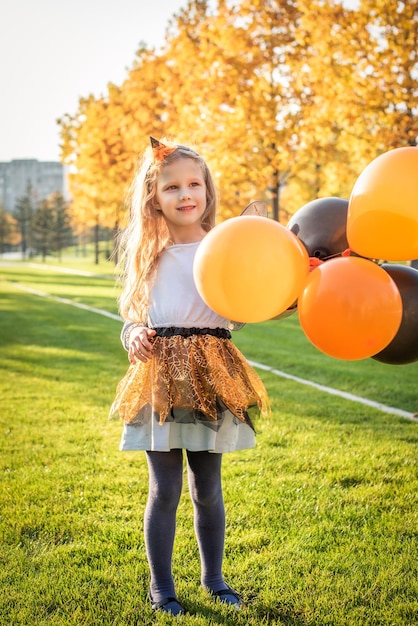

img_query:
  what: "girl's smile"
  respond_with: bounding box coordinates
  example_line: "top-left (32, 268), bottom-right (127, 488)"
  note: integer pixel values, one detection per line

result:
top-left (177, 204), bottom-right (196, 212)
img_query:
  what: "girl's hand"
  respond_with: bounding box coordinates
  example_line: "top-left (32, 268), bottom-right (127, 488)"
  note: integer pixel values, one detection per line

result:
top-left (128, 327), bottom-right (156, 364)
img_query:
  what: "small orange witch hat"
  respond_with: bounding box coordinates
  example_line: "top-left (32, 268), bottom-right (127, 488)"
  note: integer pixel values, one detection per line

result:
top-left (150, 136), bottom-right (176, 161)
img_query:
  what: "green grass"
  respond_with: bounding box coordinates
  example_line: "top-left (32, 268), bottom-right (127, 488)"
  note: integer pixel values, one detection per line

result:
top-left (4, 248), bottom-right (116, 276)
top-left (1, 264), bottom-right (417, 625)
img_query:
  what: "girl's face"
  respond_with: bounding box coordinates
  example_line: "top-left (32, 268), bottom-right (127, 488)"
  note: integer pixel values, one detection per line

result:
top-left (155, 157), bottom-right (207, 243)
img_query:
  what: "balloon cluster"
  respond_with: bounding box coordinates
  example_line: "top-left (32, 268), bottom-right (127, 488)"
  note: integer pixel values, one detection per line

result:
top-left (193, 147), bottom-right (418, 363)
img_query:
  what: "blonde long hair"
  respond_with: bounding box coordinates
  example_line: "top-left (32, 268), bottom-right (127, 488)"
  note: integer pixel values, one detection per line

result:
top-left (117, 141), bottom-right (218, 322)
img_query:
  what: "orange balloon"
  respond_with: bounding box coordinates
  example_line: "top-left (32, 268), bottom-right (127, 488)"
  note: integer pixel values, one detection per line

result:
top-left (193, 216), bottom-right (310, 323)
top-left (298, 257), bottom-right (403, 360)
top-left (347, 147), bottom-right (418, 260)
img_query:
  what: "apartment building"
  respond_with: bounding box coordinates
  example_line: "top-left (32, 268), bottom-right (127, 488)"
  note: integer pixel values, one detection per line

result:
top-left (0, 159), bottom-right (68, 211)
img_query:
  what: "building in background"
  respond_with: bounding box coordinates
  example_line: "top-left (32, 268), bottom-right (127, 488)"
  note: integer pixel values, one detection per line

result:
top-left (0, 159), bottom-right (69, 211)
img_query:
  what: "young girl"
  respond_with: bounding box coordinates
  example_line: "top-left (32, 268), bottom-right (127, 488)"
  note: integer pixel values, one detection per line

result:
top-left (111, 137), bottom-right (269, 616)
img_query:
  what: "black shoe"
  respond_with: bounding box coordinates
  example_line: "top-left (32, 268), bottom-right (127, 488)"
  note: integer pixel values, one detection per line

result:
top-left (150, 595), bottom-right (185, 616)
top-left (209, 585), bottom-right (243, 608)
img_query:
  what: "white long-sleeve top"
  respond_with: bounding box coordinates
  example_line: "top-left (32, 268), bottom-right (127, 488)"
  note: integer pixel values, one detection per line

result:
top-left (147, 241), bottom-right (230, 330)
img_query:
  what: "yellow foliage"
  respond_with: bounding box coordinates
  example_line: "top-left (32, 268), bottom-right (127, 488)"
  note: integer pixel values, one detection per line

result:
top-left (58, 0), bottom-right (417, 234)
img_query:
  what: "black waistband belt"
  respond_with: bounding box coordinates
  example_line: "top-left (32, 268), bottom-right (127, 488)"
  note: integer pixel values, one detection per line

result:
top-left (153, 326), bottom-right (231, 339)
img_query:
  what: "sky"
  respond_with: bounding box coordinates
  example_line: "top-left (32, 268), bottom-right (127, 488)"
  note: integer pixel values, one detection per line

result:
top-left (0, 0), bottom-right (188, 163)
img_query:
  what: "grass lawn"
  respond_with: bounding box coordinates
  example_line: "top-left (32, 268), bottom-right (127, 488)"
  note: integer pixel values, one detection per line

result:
top-left (1, 263), bottom-right (417, 625)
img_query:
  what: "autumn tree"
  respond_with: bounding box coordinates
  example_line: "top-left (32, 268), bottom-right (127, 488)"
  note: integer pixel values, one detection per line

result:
top-left (60, 95), bottom-right (117, 264)
top-left (0, 205), bottom-right (20, 253)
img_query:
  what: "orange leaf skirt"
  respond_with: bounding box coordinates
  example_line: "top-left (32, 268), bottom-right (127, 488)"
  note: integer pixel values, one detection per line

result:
top-left (110, 333), bottom-right (269, 427)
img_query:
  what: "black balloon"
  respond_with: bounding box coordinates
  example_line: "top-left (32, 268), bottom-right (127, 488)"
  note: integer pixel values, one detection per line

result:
top-left (287, 197), bottom-right (349, 260)
top-left (372, 264), bottom-right (418, 365)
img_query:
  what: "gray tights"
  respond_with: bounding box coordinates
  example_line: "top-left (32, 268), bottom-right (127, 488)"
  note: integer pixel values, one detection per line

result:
top-left (144, 449), bottom-right (228, 602)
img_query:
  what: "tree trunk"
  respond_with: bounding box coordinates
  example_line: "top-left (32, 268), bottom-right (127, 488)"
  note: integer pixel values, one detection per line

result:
top-left (94, 221), bottom-right (100, 264)
top-left (271, 167), bottom-right (280, 222)
top-left (112, 220), bottom-right (119, 265)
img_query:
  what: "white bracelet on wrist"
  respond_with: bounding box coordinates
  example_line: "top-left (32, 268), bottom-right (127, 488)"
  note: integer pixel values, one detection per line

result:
top-left (121, 322), bottom-right (142, 351)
